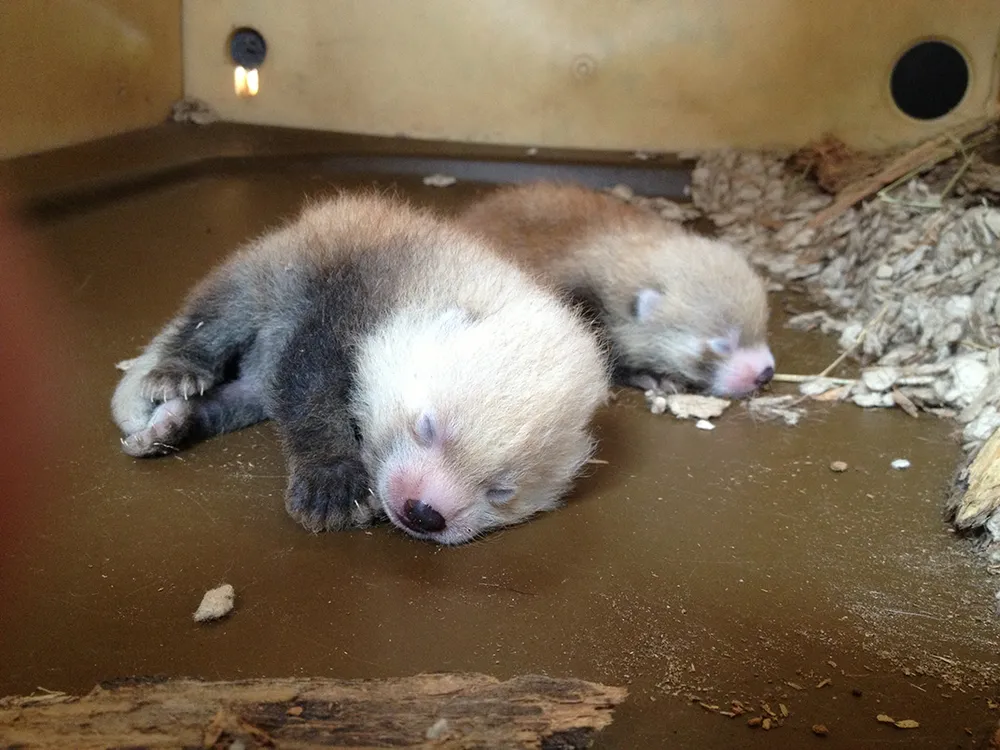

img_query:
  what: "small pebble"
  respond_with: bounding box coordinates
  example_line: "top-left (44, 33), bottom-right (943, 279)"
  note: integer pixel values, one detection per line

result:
top-left (812, 724), bottom-right (829, 736)
top-left (829, 460), bottom-right (848, 472)
top-left (890, 458), bottom-right (911, 470)
top-left (695, 419), bottom-right (715, 431)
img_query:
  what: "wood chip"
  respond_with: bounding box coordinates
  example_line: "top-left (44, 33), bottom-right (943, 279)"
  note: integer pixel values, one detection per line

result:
top-left (892, 389), bottom-right (920, 418)
top-left (285, 706), bottom-right (303, 716)
top-left (762, 718), bottom-right (772, 731)
top-left (779, 703), bottom-right (789, 718)
top-left (812, 724), bottom-right (829, 736)
top-left (786, 681), bottom-right (805, 691)
top-left (894, 719), bottom-right (920, 729)
top-left (829, 461), bottom-right (848, 472)
top-left (816, 678), bottom-right (832, 689)
top-left (747, 717), bottom-right (762, 727)
top-left (699, 702), bottom-right (719, 712)
top-left (876, 714), bottom-right (896, 724)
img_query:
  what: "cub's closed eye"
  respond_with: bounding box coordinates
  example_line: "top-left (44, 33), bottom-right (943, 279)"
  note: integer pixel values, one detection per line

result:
top-left (486, 487), bottom-right (517, 504)
top-left (708, 337), bottom-right (733, 356)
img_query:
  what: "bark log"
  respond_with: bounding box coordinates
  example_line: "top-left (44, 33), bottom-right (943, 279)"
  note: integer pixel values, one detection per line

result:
top-left (0, 672), bottom-right (627, 750)
top-left (950, 427), bottom-right (1000, 532)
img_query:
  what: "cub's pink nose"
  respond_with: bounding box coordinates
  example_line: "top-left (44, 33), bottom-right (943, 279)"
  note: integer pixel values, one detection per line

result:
top-left (402, 499), bottom-right (446, 533)
top-left (756, 366), bottom-right (774, 387)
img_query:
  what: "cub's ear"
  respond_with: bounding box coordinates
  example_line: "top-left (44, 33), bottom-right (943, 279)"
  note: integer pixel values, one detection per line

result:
top-left (631, 288), bottom-right (664, 321)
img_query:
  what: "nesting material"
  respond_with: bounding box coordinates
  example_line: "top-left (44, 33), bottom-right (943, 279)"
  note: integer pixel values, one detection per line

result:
top-left (746, 395), bottom-right (804, 426)
top-left (632, 126), bottom-right (1000, 545)
top-left (170, 97), bottom-right (219, 126)
top-left (695, 419), bottom-right (715, 431)
top-left (665, 394), bottom-right (731, 420)
top-left (193, 584), bottom-right (235, 623)
top-left (689, 145), bottom-right (1000, 448)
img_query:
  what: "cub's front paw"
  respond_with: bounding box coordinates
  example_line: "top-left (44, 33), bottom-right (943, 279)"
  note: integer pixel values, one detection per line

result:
top-left (285, 459), bottom-right (377, 532)
top-left (120, 398), bottom-right (195, 457)
top-left (140, 361), bottom-right (215, 403)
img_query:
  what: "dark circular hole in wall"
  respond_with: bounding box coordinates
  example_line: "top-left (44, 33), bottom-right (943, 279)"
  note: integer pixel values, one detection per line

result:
top-left (890, 40), bottom-right (969, 120)
top-left (229, 27), bottom-right (267, 69)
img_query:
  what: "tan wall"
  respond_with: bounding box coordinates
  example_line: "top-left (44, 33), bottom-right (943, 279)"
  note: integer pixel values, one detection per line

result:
top-left (0, 0), bottom-right (182, 159)
top-left (184, 0), bottom-right (1000, 152)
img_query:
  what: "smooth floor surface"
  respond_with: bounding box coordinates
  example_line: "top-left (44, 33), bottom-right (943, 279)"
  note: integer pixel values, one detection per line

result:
top-left (1, 125), bottom-right (998, 748)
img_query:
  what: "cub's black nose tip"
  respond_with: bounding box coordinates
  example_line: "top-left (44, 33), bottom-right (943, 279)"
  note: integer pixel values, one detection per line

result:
top-left (756, 366), bottom-right (775, 386)
top-left (403, 499), bottom-right (446, 533)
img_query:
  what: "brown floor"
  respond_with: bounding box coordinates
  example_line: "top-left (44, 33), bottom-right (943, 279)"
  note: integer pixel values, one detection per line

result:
top-left (1, 124), bottom-right (998, 748)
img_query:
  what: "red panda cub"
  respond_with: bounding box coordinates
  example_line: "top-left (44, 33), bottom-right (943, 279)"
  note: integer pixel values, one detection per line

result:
top-left (111, 194), bottom-right (609, 544)
top-left (460, 182), bottom-right (774, 397)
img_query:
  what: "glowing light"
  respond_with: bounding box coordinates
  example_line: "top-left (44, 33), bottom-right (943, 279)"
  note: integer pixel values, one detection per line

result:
top-left (234, 66), bottom-right (259, 97)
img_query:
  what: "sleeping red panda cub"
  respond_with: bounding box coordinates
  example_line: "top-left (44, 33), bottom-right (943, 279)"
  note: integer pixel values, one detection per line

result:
top-left (111, 194), bottom-right (609, 545)
top-left (460, 182), bottom-right (774, 397)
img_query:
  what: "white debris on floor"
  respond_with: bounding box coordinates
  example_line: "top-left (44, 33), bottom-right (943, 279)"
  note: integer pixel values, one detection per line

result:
top-left (193, 583), bottom-right (235, 623)
top-left (891, 458), bottom-right (912, 471)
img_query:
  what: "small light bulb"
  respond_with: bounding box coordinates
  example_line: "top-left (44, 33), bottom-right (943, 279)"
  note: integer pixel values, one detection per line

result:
top-left (234, 65), bottom-right (259, 97)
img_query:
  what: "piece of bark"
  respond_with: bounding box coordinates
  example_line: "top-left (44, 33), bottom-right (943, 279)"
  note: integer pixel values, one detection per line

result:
top-left (0, 673), bottom-right (627, 750)
top-left (949, 427), bottom-right (1000, 531)
top-left (807, 118), bottom-right (996, 228)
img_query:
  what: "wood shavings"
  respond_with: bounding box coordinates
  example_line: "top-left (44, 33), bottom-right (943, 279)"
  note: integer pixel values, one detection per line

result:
top-left (644, 391), bottom-right (731, 420)
top-left (746, 395), bottom-right (804, 426)
top-left (686, 126), bottom-right (1000, 544)
top-left (876, 713), bottom-right (920, 729)
top-left (806, 118), bottom-right (995, 228)
top-left (193, 583), bottom-right (235, 622)
top-left (666, 394), bottom-right (731, 419)
top-left (170, 97), bottom-right (219, 126)
top-left (422, 174), bottom-right (457, 187)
